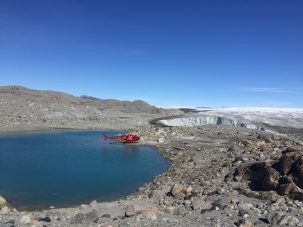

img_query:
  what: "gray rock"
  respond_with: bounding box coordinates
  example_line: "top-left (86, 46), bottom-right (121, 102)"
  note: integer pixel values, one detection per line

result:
top-left (183, 199), bottom-right (191, 206)
top-left (85, 211), bottom-right (98, 222)
top-left (125, 204), bottom-right (135, 217)
top-left (20, 214), bottom-right (32, 225)
top-left (270, 212), bottom-right (299, 226)
top-left (70, 211), bottom-right (98, 224)
top-left (158, 137), bottom-right (165, 143)
top-left (118, 223), bottom-right (129, 227)
top-left (239, 218), bottom-right (253, 227)
top-left (70, 213), bottom-right (85, 224)
top-left (191, 200), bottom-right (200, 210)
top-left (212, 199), bottom-right (227, 210)
top-left (5, 220), bottom-right (15, 225)
top-left (90, 200), bottom-right (98, 206)
top-left (279, 215), bottom-right (299, 226)
top-left (0, 205), bottom-right (11, 214)
top-left (141, 211), bottom-right (158, 220)
top-left (102, 213), bottom-right (111, 218)
top-left (165, 206), bottom-right (176, 215)
top-left (191, 198), bottom-right (212, 211)
top-left (238, 203), bottom-right (253, 216)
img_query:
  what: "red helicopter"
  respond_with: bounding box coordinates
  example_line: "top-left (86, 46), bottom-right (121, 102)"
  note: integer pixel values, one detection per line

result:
top-left (102, 132), bottom-right (140, 144)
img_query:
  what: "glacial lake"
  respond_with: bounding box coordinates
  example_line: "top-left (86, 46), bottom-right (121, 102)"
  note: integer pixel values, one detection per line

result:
top-left (0, 130), bottom-right (169, 210)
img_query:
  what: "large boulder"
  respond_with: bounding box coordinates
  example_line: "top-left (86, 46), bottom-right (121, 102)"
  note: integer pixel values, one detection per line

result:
top-left (170, 184), bottom-right (183, 197)
top-left (234, 146), bottom-right (303, 201)
top-left (234, 162), bottom-right (271, 190)
top-left (277, 151), bottom-right (303, 175)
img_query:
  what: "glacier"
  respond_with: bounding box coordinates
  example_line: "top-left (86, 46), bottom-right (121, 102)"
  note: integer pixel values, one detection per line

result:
top-left (157, 115), bottom-right (264, 130)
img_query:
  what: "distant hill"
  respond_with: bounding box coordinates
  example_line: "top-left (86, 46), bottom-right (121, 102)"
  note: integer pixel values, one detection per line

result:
top-left (0, 85), bottom-right (179, 132)
top-left (80, 95), bottom-right (157, 113)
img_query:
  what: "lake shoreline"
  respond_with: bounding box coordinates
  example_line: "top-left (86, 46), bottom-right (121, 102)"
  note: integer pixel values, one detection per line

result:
top-left (0, 130), bottom-right (168, 212)
top-left (1, 124), bottom-right (303, 226)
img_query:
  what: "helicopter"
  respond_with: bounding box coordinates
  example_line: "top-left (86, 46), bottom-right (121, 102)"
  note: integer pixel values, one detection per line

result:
top-left (102, 132), bottom-right (140, 144)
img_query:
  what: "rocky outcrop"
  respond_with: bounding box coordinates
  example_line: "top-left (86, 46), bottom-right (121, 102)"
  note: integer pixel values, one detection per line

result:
top-left (234, 147), bottom-right (303, 200)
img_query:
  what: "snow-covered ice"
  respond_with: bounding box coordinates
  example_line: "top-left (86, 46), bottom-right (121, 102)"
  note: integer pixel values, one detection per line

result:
top-left (159, 107), bottom-right (303, 130)
top-left (195, 107), bottom-right (303, 129)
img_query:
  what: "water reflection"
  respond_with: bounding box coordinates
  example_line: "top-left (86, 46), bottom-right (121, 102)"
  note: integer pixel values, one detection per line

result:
top-left (0, 130), bottom-right (168, 210)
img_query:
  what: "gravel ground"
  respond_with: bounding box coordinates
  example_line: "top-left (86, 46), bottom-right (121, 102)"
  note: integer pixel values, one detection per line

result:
top-left (1, 86), bottom-right (303, 226)
top-left (1, 125), bottom-right (303, 227)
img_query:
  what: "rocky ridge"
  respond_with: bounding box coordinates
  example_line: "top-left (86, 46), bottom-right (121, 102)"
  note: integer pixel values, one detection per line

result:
top-left (0, 86), bottom-right (180, 132)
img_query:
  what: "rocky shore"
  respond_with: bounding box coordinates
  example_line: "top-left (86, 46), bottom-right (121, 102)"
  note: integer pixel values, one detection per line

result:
top-left (1, 86), bottom-right (303, 226)
top-left (1, 124), bottom-right (303, 227)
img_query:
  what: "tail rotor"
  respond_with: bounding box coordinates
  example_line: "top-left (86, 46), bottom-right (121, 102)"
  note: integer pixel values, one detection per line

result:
top-left (102, 133), bottom-right (107, 140)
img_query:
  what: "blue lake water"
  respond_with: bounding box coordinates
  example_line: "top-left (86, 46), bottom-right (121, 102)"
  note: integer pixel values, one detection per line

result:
top-left (0, 130), bottom-right (169, 210)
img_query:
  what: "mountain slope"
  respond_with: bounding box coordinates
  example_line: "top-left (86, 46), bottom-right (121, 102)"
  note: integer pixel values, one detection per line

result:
top-left (0, 86), bottom-right (178, 132)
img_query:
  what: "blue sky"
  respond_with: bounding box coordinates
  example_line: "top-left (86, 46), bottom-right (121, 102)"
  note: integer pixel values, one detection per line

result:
top-left (0, 0), bottom-right (302, 107)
